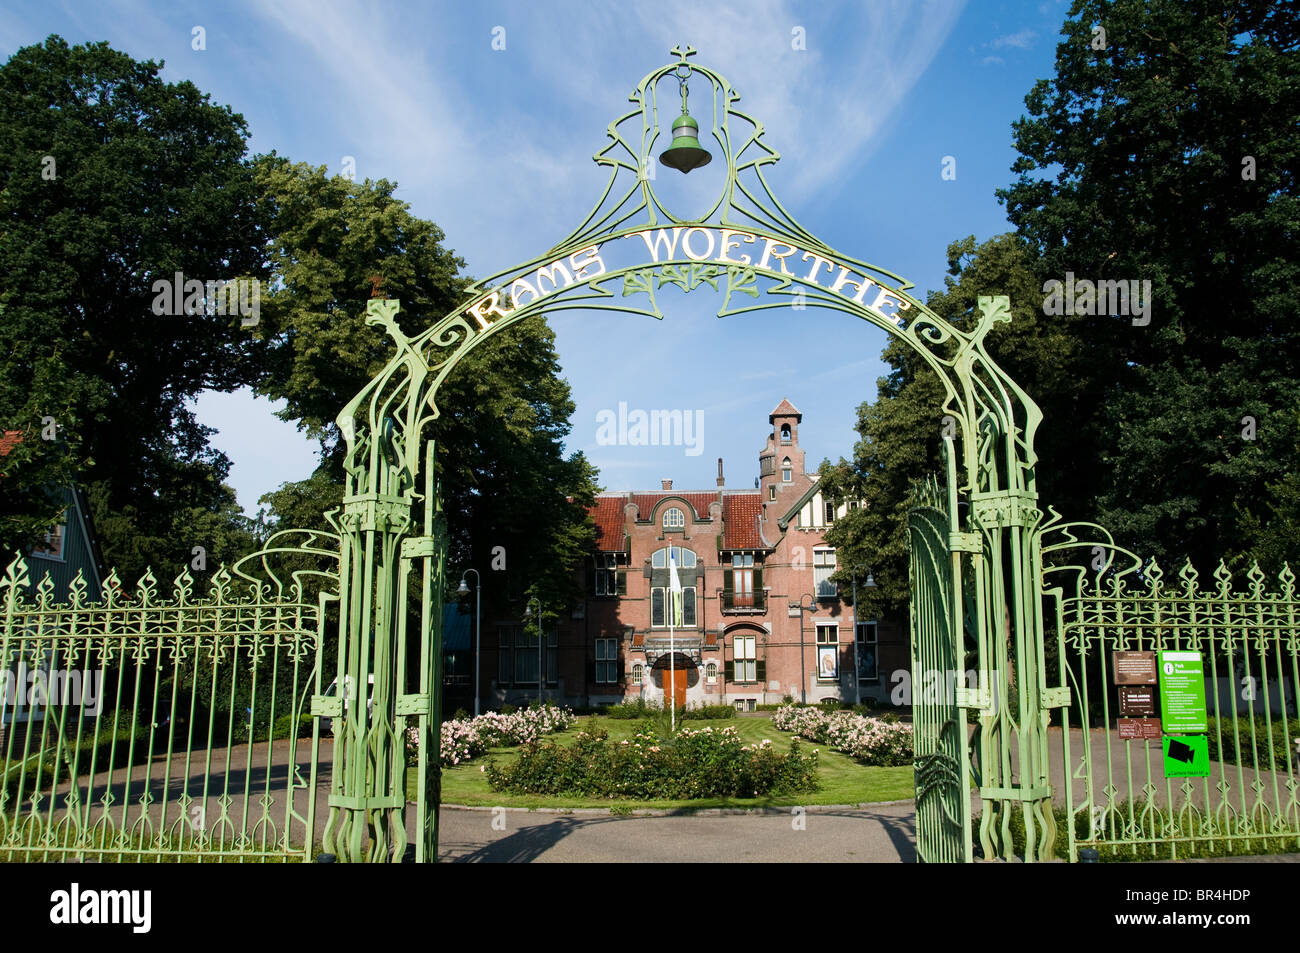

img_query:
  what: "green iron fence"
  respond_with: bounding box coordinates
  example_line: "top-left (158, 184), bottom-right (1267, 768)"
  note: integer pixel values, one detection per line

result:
top-left (1041, 523), bottom-right (1300, 861)
top-left (0, 531), bottom-right (338, 862)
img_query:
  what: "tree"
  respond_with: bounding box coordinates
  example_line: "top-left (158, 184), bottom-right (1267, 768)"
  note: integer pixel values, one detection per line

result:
top-left (0, 36), bottom-right (265, 582)
top-left (997, 0), bottom-right (1300, 571)
top-left (252, 158), bottom-right (598, 623)
top-left (819, 234), bottom-right (1069, 617)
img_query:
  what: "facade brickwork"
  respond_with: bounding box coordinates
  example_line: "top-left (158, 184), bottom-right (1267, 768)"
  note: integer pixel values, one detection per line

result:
top-left (481, 401), bottom-right (907, 711)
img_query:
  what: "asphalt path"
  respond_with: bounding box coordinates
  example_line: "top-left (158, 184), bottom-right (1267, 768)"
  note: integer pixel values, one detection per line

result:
top-left (434, 803), bottom-right (918, 862)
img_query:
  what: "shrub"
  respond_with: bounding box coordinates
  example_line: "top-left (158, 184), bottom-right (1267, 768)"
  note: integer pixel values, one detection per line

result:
top-left (681, 704), bottom-right (736, 720)
top-left (486, 723), bottom-right (818, 799)
top-left (1206, 715), bottom-right (1299, 771)
top-left (607, 698), bottom-right (658, 719)
top-left (772, 704), bottom-right (913, 766)
top-left (405, 703), bottom-right (576, 766)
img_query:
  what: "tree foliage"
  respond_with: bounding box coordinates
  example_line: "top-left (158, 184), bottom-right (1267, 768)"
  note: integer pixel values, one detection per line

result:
top-left (998, 0), bottom-right (1300, 571)
top-left (0, 36), bottom-right (264, 581)
top-left (828, 0), bottom-right (1300, 620)
top-left (253, 158), bottom-right (598, 622)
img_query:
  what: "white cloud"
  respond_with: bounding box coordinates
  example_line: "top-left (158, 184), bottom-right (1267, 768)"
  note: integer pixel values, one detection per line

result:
top-left (990, 29), bottom-right (1037, 50)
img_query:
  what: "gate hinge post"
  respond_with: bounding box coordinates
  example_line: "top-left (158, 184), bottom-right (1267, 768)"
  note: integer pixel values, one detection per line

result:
top-left (949, 532), bottom-right (983, 553)
top-left (400, 536), bottom-right (437, 559)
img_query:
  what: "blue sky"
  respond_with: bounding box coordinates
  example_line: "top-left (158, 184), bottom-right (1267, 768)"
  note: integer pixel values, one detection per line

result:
top-left (1, 0), bottom-right (1069, 511)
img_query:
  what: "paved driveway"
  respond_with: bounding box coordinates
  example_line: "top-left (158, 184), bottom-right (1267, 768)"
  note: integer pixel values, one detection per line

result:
top-left (434, 803), bottom-right (917, 862)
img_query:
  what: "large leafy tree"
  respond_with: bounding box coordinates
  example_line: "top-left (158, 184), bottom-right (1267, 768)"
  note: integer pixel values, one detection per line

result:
top-left (253, 157), bottom-right (598, 623)
top-left (998, 0), bottom-right (1300, 572)
top-left (0, 36), bottom-right (264, 582)
top-left (819, 234), bottom-right (1074, 617)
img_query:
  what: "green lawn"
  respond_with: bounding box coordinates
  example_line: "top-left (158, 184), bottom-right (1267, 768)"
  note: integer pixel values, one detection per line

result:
top-left (408, 713), bottom-right (915, 810)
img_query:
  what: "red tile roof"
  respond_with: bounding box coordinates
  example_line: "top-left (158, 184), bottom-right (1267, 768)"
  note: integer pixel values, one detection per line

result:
top-left (589, 488), bottom-right (769, 553)
top-left (721, 492), bottom-right (764, 549)
top-left (769, 399), bottom-right (801, 422)
top-left (590, 496), bottom-right (627, 551)
top-left (628, 492), bottom-right (718, 522)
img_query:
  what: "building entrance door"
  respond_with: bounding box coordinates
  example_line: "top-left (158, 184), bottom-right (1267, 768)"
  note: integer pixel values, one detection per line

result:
top-left (663, 666), bottom-right (687, 709)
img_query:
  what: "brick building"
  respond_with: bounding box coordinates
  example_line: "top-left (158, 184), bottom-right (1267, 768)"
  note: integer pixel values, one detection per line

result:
top-left (483, 401), bottom-right (907, 711)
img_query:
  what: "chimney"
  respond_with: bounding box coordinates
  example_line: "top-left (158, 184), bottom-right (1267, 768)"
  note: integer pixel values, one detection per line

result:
top-left (661, 479), bottom-right (673, 491)
top-left (716, 458), bottom-right (725, 487)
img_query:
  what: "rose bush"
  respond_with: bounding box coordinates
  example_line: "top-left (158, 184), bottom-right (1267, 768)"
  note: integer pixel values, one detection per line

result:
top-left (485, 723), bottom-right (819, 799)
top-left (772, 704), bottom-right (913, 766)
top-left (405, 703), bottom-right (577, 767)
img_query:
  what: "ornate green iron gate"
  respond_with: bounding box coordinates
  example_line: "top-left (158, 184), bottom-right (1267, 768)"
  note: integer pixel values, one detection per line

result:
top-left (1041, 520), bottom-right (1300, 861)
top-left (0, 531), bottom-right (336, 861)
top-left (908, 469), bottom-right (971, 862)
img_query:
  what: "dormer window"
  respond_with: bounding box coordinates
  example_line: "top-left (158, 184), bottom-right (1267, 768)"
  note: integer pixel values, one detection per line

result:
top-left (663, 506), bottom-right (685, 529)
top-left (780, 424), bottom-right (791, 444)
top-left (782, 457), bottom-right (792, 483)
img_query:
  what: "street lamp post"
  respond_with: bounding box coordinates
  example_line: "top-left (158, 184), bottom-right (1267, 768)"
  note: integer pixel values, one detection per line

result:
top-left (526, 596), bottom-right (542, 706)
top-left (456, 570), bottom-right (481, 716)
top-left (788, 593), bottom-right (815, 704)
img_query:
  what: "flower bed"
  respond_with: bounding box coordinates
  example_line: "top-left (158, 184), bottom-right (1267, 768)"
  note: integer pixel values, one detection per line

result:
top-left (405, 704), bottom-right (577, 767)
top-left (485, 724), bottom-right (819, 799)
top-left (772, 705), bottom-right (913, 766)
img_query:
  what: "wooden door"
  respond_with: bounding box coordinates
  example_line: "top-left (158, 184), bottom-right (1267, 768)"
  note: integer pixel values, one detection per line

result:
top-left (663, 666), bottom-right (687, 710)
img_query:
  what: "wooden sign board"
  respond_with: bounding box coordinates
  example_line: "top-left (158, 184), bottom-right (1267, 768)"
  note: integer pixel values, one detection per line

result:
top-left (1118, 718), bottom-right (1162, 740)
top-left (1119, 684), bottom-right (1157, 718)
top-left (1113, 650), bottom-right (1157, 685)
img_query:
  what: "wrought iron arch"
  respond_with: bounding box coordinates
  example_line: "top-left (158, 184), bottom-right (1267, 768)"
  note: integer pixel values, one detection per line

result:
top-left (326, 47), bottom-right (1052, 864)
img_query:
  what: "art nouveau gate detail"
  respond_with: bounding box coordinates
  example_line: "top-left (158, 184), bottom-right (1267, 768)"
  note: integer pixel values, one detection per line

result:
top-left (317, 48), bottom-right (1056, 862)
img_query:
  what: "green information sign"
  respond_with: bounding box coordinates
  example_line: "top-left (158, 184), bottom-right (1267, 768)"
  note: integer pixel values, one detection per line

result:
top-left (1158, 650), bottom-right (1208, 733)
top-left (1162, 734), bottom-right (1210, 778)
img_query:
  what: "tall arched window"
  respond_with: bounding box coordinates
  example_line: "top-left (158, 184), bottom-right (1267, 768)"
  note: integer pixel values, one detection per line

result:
top-left (780, 424), bottom-right (791, 444)
top-left (782, 457), bottom-right (793, 482)
top-left (632, 663), bottom-right (644, 685)
top-left (663, 506), bottom-right (685, 528)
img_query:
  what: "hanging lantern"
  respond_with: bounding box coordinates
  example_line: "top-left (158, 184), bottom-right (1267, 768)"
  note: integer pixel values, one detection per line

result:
top-left (659, 67), bottom-right (711, 174)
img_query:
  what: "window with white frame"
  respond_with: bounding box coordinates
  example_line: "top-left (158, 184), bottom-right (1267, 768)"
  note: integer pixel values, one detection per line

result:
top-left (814, 548), bottom-right (837, 598)
top-left (782, 457), bottom-right (792, 482)
top-left (662, 506), bottom-right (685, 529)
top-left (823, 498), bottom-right (836, 525)
top-left (816, 622), bottom-right (839, 680)
top-left (632, 663), bottom-right (644, 685)
top-left (732, 635), bottom-right (757, 683)
top-left (651, 546), bottom-right (696, 569)
top-left (31, 522), bottom-right (66, 561)
top-left (650, 585), bottom-right (696, 627)
top-left (731, 553), bottom-right (755, 607)
top-left (595, 637), bottom-right (618, 683)
top-left (594, 553), bottom-right (618, 595)
top-left (706, 661), bottom-right (718, 682)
